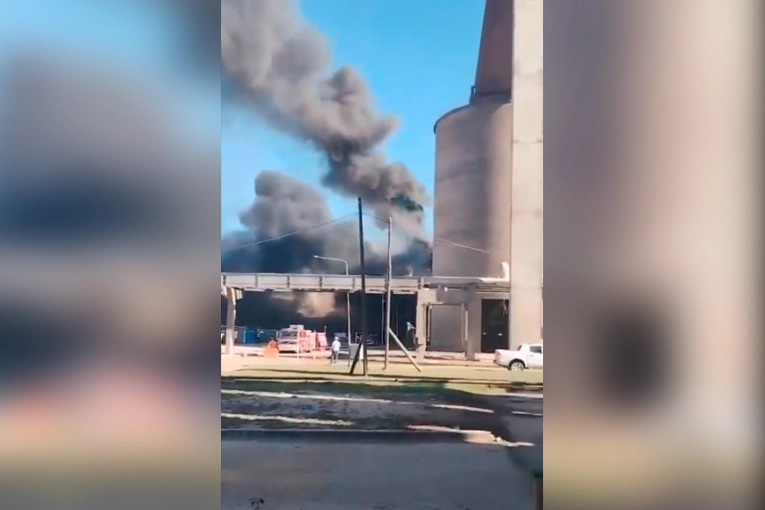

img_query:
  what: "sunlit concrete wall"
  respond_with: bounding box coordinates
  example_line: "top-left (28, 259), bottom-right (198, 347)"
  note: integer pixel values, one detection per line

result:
top-left (509, 0), bottom-right (543, 348)
top-left (430, 99), bottom-right (514, 352)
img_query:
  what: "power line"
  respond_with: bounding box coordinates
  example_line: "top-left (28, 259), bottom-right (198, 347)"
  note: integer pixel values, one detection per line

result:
top-left (222, 213), bottom-right (357, 252)
top-left (222, 210), bottom-right (493, 256)
top-left (433, 237), bottom-right (491, 254)
top-left (360, 211), bottom-right (492, 254)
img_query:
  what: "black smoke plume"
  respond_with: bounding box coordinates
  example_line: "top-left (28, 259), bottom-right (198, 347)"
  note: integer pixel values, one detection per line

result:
top-left (221, 170), bottom-right (431, 328)
top-left (222, 171), bottom-right (431, 276)
top-left (221, 0), bottom-right (435, 328)
top-left (221, 0), bottom-right (430, 236)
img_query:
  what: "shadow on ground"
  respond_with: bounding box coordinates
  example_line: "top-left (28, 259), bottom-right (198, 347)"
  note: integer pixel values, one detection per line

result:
top-left (222, 366), bottom-right (543, 473)
top-left (231, 367), bottom-right (543, 393)
top-left (441, 385), bottom-right (544, 473)
top-left (222, 376), bottom-right (492, 432)
top-left (223, 371), bottom-right (540, 433)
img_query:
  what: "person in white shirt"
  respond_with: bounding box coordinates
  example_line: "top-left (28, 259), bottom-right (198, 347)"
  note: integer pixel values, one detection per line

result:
top-left (330, 336), bottom-right (341, 364)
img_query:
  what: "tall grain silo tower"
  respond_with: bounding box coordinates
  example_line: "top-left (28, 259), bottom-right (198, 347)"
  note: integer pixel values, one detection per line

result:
top-left (430, 0), bottom-right (543, 355)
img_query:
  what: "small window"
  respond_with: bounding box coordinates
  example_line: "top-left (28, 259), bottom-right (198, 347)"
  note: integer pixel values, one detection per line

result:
top-left (530, 345), bottom-right (543, 354)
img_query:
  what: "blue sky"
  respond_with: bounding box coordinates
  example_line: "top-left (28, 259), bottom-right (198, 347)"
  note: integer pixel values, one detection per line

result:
top-left (222, 0), bottom-right (486, 234)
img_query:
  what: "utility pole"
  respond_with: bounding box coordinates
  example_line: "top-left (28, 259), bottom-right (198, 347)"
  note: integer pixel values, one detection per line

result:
top-left (349, 197), bottom-right (369, 376)
top-left (346, 291), bottom-right (352, 366)
top-left (383, 217), bottom-right (392, 370)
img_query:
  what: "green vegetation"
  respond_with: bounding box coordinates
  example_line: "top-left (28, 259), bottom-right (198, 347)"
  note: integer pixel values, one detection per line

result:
top-left (221, 361), bottom-right (542, 432)
top-left (226, 362), bottom-right (542, 397)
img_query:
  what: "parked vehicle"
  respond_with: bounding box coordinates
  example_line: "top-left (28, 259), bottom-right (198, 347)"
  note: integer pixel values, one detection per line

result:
top-left (494, 343), bottom-right (543, 371)
top-left (276, 325), bottom-right (328, 353)
top-left (276, 325), bottom-right (314, 353)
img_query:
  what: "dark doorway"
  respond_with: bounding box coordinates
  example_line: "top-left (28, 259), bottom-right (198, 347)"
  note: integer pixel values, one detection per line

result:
top-left (481, 299), bottom-right (509, 353)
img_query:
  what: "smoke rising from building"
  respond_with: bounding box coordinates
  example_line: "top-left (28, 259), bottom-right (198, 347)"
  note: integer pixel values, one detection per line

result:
top-left (221, 0), bottom-right (430, 236)
top-left (223, 170), bottom-right (431, 275)
top-left (221, 170), bottom-right (431, 325)
top-left (221, 0), bottom-right (434, 324)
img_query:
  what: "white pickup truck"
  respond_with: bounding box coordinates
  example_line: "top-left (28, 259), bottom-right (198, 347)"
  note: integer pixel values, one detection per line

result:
top-left (494, 343), bottom-right (543, 371)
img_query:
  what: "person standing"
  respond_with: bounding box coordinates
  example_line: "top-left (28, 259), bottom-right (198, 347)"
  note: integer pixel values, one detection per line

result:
top-left (330, 336), bottom-right (341, 364)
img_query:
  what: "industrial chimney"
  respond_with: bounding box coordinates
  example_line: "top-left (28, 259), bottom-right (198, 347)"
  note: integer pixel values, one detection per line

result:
top-left (430, 0), bottom-right (515, 353)
top-left (431, 0), bottom-right (542, 356)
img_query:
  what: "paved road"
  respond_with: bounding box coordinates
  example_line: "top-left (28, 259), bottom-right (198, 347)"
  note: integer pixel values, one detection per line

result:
top-left (222, 439), bottom-right (533, 510)
top-left (494, 393), bottom-right (543, 473)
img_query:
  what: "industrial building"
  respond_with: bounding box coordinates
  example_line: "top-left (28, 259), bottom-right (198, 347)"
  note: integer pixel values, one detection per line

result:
top-left (430, 0), bottom-right (543, 354)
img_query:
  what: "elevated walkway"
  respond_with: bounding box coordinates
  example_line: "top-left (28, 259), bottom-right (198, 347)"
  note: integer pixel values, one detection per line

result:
top-left (221, 270), bottom-right (510, 294)
top-left (221, 264), bottom-right (511, 361)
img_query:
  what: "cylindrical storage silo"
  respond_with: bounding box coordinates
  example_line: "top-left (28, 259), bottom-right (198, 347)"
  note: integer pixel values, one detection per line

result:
top-left (430, 96), bottom-right (513, 352)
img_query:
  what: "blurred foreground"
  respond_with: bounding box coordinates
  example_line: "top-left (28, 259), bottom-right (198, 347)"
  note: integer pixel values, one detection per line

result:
top-left (223, 439), bottom-right (531, 510)
top-left (0, 1), bottom-right (219, 508)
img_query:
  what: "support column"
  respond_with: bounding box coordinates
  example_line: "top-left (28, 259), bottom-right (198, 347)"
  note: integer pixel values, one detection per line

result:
top-left (510, 0), bottom-right (543, 349)
top-left (461, 303), bottom-right (468, 353)
top-left (224, 287), bottom-right (238, 355)
top-left (465, 288), bottom-right (481, 361)
top-left (414, 290), bottom-right (430, 362)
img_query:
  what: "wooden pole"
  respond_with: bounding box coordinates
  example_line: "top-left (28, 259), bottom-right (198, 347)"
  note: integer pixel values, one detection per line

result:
top-left (349, 197), bottom-right (369, 376)
top-left (387, 328), bottom-right (422, 372)
top-left (224, 287), bottom-right (237, 355)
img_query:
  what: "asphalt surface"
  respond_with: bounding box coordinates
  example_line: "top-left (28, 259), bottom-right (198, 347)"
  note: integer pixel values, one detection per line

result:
top-left (222, 438), bottom-right (533, 510)
top-left (494, 393), bottom-right (543, 473)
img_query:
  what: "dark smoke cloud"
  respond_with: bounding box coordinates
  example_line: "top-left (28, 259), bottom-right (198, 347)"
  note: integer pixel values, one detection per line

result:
top-left (222, 170), bottom-right (430, 277)
top-left (220, 1), bottom-right (434, 325)
top-left (221, 0), bottom-right (430, 236)
top-left (221, 171), bottom-right (431, 325)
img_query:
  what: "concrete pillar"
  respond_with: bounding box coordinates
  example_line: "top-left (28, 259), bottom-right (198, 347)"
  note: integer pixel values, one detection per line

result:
top-left (461, 303), bottom-right (468, 353)
top-left (224, 287), bottom-right (238, 355)
top-left (415, 290), bottom-right (433, 362)
top-left (466, 290), bottom-right (481, 361)
top-left (510, 0), bottom-right (543, 349)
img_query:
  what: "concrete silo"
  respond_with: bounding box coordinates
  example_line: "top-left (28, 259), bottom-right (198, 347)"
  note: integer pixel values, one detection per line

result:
top-left (430, 0), bottom-right (516, 353)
